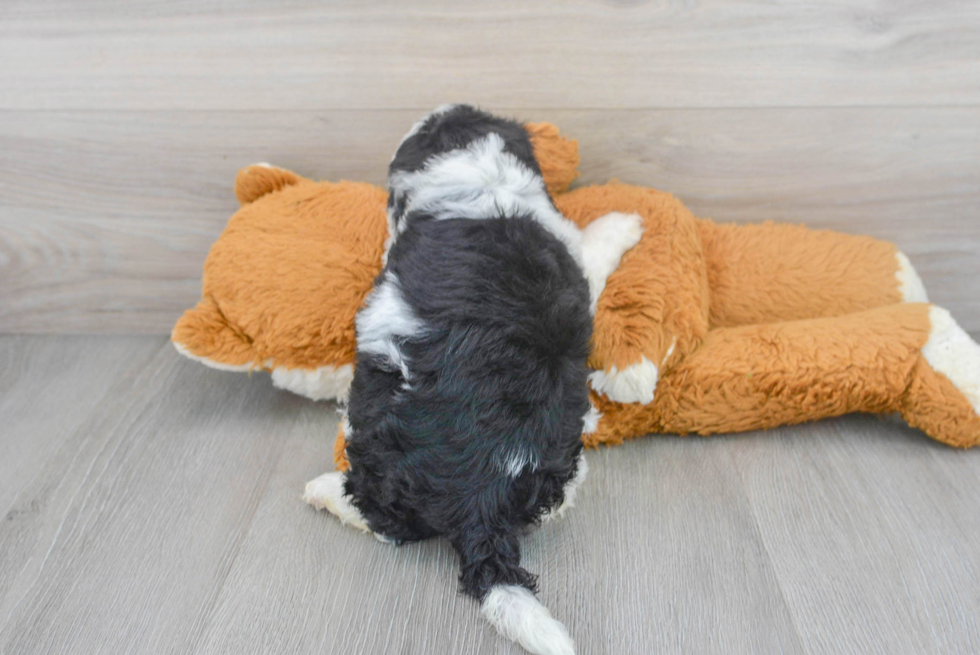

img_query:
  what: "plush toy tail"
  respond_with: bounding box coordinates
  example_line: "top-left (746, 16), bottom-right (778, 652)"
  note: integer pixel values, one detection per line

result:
top-left (588, 302), bottom-right (980, 449)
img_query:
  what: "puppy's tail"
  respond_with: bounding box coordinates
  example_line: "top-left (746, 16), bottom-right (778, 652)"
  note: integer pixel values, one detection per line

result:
top-left (481, 584), bottom-right (575, 655)
top-left (453, 527), bottom-right (575, 655)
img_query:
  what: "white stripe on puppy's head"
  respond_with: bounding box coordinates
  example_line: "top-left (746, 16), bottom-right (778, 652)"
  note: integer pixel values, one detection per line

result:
top-left (388, 129), bottom-right (586, 269)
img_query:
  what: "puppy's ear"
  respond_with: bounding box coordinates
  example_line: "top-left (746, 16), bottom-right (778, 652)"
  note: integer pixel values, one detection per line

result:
top-left (525, 122), bottom-right (580, 195)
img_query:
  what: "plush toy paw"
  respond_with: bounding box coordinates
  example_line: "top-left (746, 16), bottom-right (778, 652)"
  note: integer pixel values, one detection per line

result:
top-left (900, 305), bottom-right (980, 448)
top-left (303, 471), bottom-right (371, 532)
top-left (922, 306), bottom-right (980, 414)
top-left (588, 356), bottom-right (660, 405)
top-left (580, 211), bottom-right (644, 313)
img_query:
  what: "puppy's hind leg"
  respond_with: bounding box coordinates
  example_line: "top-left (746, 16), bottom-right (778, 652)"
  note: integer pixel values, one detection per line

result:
top-left (453, 525), bottom-right (575, 655)
top-left (303, 470), bottom-right (371, 533)
top-left (579, 212), bottom-right (644, 314)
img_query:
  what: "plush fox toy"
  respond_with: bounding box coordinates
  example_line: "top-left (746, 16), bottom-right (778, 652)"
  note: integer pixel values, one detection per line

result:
top-left (172, 123), bottom-right (980, 461)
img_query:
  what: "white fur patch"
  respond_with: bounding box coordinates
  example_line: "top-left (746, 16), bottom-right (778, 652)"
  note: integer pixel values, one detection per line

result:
top-left (581, 403), bottom-right (601, 435)
top-left (922, 306), bottom-right (980, 415)
top-left (356, 272), bottom-right (424, 380)
top-left (588, 355), bottom-right (659, 405)
top-left (500, 448), bottom-right (539, 478)
top-left (542, 452), bottom-right (589, 523)
top-left (172, 342), bottom-right (354, 402)
top-left (270, 364), bottom-right (354, 402)
top-left (896, 251), bottom-right (929, 303)
top-left (580, 212), bottom-right (644, 313)
top-left (388, 133), bottom-right (585, 266)
top-left (303, 471), bottom-right (370, 533)
top-left (481, 585), bottom-right (575, 655)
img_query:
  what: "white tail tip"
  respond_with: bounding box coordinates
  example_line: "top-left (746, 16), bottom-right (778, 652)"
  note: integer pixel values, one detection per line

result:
top-left (481, 585), bottom-right (575, 655)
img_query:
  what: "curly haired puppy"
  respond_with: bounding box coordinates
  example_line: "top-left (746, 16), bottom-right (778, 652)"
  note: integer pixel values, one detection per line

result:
top-left (305, 105), bottom-right (642, 655)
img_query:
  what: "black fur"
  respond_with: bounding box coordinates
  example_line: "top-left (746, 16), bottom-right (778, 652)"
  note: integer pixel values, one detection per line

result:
top-left (345, 105), bottom-right (591, 602)
top-left (386, 103), bottom-right (546, 234)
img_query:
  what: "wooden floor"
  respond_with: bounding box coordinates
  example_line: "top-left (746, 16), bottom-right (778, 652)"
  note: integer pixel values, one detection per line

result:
top-left (1, 335), bottom-right (979, 655)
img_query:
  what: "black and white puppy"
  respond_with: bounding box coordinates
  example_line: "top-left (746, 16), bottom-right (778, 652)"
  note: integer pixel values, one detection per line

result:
top-left (305, 105), bottom-right (642, 655)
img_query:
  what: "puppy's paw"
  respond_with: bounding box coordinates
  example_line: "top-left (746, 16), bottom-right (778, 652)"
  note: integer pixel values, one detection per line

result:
top-left (588, 356), bottom-right (659, 405)
top-left (303, 471), bottom-right (371, 533)
top-left (542, 452), bottom-right (589, 523)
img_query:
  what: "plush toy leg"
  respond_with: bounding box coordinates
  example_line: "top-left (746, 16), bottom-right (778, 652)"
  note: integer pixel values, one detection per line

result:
top-left (902, 306), bottom-right (980, 447)
top-left (580, 212), bottom-right (645, 314)
top-left (696, 219), bottom-right (927, 327)
top-left (587, 303), bottom-right (980, 448)
top-left (556, 184), bottom-right (712, 406)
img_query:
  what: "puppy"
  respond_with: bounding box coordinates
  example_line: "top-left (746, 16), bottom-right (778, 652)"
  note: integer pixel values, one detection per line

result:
top-left (305, 105), bottom-right (642, 655)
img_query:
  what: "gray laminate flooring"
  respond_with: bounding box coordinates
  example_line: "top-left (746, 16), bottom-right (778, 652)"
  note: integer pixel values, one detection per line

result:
top-left (1, 336), bottom-right (979, 654)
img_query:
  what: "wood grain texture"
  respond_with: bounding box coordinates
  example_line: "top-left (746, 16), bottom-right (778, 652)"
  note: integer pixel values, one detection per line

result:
top-left (3, 337), bottom-right (980, 654)
top-left (0, 338), bottom-right (315, 654)
top-left (730, 417), bottom-right (980, 655)
top-left (2, 0), bottom-right (979, 110)
top-left (0, 336), bottom-right (158, 517)
top-left (2, 108), bottom-right (978, 333)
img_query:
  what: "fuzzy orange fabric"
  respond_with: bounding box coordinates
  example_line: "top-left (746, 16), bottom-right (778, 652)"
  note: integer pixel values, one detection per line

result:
top-left (587, 303), bottom-right (933, 444)
top-left (172, 122), bottom-right (980, 465)
top-left (556, 183), bottom-right (710, 373)
top-left (697, 219), bottom-right (902, 327)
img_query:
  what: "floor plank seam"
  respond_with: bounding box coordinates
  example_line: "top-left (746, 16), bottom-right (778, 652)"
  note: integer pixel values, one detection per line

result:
top-left (724, 444), bottom-right (809, 655)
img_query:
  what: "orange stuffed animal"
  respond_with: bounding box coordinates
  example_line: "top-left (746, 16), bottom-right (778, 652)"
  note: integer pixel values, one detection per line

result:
top-left (172, 123), bottom-right (980, 465)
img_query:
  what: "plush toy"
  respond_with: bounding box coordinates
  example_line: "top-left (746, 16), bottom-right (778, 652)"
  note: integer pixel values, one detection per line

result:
top-left (172, 123), bottom-right (980, 464)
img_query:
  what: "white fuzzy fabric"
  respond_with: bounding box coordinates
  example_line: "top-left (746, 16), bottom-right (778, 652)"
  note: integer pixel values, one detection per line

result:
top-left (270, 364), bottom-right (354, 402)
top-left (923, 306), bottom-right (980, 415)
top-left (303, 471), bottom-right (370, 532)
top-left (896, 251), bottom-right (929, 303)
top-left (579, 212), bottom-right (644, 314)
top-left (172, 341), bottom-right (268, 372)
top-left (588, 355), bottom-right (659, 405)
top-left (173, 342), bottom-right (355, 402)
top-left (481, 585), bottom-right (575, 655)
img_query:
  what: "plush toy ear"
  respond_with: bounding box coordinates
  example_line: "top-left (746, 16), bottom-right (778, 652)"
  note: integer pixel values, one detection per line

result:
top-left (234, 163), bottom-right (305, 205)
top-left (525, 122), bottom-right (580, 195)
top-left (171, 295), bottom-right (260, 370)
